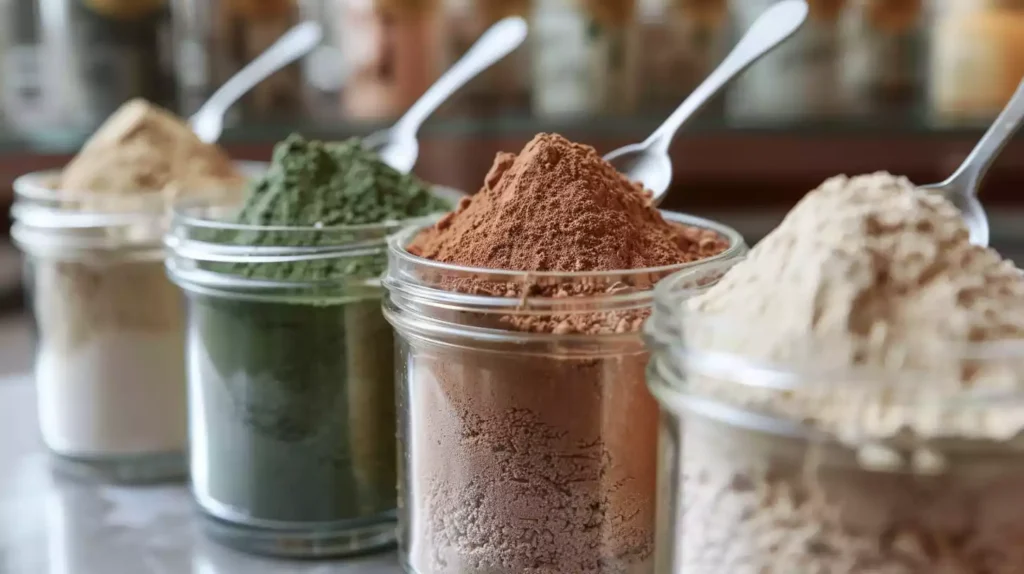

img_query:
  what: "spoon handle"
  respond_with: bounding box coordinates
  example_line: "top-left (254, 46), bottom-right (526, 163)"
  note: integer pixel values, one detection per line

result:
top-left (946, 78), bottom-right (1024, 194)
top-left (190, 21), bottom-right (323, 124)
top-left (645, 0), bottom-right (808, 152)
top-left (391, 16), bottom-right (528, 137)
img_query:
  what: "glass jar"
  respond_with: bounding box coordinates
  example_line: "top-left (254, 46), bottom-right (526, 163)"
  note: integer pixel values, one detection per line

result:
top-left (11, 171), bottom-right (195, 483)
top-left (165, 198), bottom-right (441, 558)
top-left (382, 212), bottom-right (746, 574)
top-left (645, 260), bottom-right (1024, 573)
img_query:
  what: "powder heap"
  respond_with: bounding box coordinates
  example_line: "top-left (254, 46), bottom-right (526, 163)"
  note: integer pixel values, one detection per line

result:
top-left (60, 99), bottom-right (244, 197)
top-left (410, 132), bottom-right (726, 272)
top-left (689, 171), bottom-right (1024, 443)
top-left (672, 174), bottom-right (1024, 573)
top-left (222, 134), bottom-right (449, 280)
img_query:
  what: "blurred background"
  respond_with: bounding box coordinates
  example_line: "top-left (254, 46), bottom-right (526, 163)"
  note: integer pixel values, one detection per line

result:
top-left (0, 0), bottom-right (1022, 370)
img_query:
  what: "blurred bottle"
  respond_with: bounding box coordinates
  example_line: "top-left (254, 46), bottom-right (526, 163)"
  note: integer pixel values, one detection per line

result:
top-left (324, 0), bottom-right (445, 121)
top-left (640, 0), bottom-right (729, 110)
top-left (841, 0), bottom-right (923, 114)
top-left (726, 0), bottom-right (848, 122)
top-left (931, 0), bottom-right (1024, 120)
top-left (531, 0), bottom-right (639, 117)
top-left (172, 0), bottom-right (303, 121)
top-left (2, 0), bottom-right (57, 134)
top-left (446, 0), bottom-right (530, 109)
top-left (8, 0), bottom-right (176, 135)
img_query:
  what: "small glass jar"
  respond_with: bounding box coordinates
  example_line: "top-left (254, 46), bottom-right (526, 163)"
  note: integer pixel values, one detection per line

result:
top-left (165, 197), bottom-right (449, 558)
top-left (382, 212), bottom-right (746, 574)
top-left (646, 260), bottom-right (1024, 573)
top-left (11, 171), bottom-right (195, 483)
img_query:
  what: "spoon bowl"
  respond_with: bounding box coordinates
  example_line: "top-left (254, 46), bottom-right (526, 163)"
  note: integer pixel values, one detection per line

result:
top-left (603, 144), bottom-right (672, 197)
top-left (604, 0), bottom-right (808, 204)
top-left (919, 77), bottom-right (1024, 246)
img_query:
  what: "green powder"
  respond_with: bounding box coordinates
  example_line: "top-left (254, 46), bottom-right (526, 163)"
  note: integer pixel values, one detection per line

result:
top-left (221, 134), bottom-right (449, 281)
top-left (189, 134), bottom-right (449, 553)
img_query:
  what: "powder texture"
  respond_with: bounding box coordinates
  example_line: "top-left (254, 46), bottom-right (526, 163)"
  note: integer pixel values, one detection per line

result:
top-left (689, 171), bottom-right (1024, 444)
top-left (398, 133), bottom-right (734, 574)
top-left (669, 172), bottom-right (1024, 574)
top-left (60, 98), bottom-right (244, 197)
top-left (409, 133), bottom-right (726, 272)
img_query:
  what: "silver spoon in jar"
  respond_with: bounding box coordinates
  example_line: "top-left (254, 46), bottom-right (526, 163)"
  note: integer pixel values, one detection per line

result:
top-left (603, 0), bottom-right (809, 204)
top-left (362, 16), bottom-right (529, 173)
top-left (190, 21), bottom-right (324, 144)
top-left (919, 77), bottom-right (1024, 246)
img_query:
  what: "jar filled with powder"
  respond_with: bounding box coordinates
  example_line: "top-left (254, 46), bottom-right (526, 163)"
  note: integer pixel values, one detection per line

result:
top-left (646, 173), bottom-right (1024, 573)
top-left (165, 134), bottom-right (453, 557)
top-left (383, 133), bottom-right (745, 574)
top-left (11, 99), bottom-right (246, 483)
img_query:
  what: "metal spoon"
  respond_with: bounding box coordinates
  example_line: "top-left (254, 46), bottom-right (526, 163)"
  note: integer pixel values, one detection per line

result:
top-left (604, 0), bottom-right (809, 204)
top-left (363, 16), bottom-right (529, 173)
top-left (920, 78), bottom-right (1024, 247)
top-left (190, 21), bottom-right (324, 144)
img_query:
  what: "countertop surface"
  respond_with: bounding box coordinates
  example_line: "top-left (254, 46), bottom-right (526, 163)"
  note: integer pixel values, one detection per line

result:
top-left (0, 376), bottom-right (400, 574)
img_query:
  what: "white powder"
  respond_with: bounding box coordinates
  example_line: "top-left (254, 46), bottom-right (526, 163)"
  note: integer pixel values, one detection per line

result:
top-left (36, 330), bottom-right (187, 455)
top-left (31, 259), bottom-right (188, 458)
top-left (672, 172), bottom-right (1024, 573)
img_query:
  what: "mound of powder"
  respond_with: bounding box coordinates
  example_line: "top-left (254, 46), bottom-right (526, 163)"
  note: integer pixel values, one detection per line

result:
top-left (409, 132), bottom-right (725, 272)
top-left (60, 98), bottom-right (244, 197)
top-left (689, 171), bottom-right (1024, 443)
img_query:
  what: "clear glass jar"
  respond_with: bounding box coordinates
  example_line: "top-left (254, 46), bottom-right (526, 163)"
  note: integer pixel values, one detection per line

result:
top-left (645, 260), bottom-right (1024, 574)
top-left (11, 171), bottom-right (197, 483)
top-left (382, 212), bottom-right (746, 574)
top-left (165, 197), bottom-right (448, 558)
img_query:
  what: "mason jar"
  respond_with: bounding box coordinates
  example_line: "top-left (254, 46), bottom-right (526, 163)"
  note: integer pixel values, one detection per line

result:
top-left (165, 197), bottom-right (449, 558)
top-left (11, 171), bottom-right (193, 483)
top-left (645, 260), bottom-right (1024, 573)
top-left (382, 212), bottom-right (746, 574)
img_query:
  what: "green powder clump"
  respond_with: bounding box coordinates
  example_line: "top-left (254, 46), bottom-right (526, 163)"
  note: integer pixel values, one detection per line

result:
top-left (221, 134), bottom-right (449, 280)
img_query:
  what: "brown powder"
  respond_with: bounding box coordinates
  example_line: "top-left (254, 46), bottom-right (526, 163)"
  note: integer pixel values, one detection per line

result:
top-left (409, 133), bottom-right (726, 273)
top-left (399, 134), bottom-right (732, 573)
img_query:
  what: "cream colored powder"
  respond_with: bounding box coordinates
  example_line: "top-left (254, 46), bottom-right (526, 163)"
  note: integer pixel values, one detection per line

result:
top-left (688, 172), bottom-right (1024, 446)
top-left (60, 98), bottom-right (244, 198)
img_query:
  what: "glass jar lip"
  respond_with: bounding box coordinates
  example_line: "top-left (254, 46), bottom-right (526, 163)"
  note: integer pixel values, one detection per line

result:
top-left (387, 210), bottom-right (747, 285)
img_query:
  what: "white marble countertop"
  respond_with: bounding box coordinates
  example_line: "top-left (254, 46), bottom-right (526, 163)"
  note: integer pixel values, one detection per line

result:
top-left (0, 376), bottom-right (400, 574)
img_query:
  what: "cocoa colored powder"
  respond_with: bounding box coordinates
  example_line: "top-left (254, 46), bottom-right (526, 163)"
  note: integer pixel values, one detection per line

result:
top-left (410, 133), bottom-right (725, 273)
top-left (398, 134), bottom-right (730, 573)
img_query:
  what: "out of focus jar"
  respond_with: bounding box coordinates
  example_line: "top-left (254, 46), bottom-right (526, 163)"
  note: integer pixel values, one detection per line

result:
top-left (172, 0), bottom-right (303, 118)
top-left (11, 172), bottom-right (190, 483)
top-left (531, 0), bottom-right (639, 116)
top-left (645, 260), bottom-right (1024, 573)
top-left (727, 0), bottom-right (847, 121)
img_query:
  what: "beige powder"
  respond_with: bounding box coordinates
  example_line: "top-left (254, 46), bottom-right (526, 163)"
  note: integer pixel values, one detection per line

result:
top-left (61, 98), bottom-right (244, 198)
top-left (689, 171), bottom-right (1024, 446)
top-left (671, 172), bottom-right (1024, 573)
